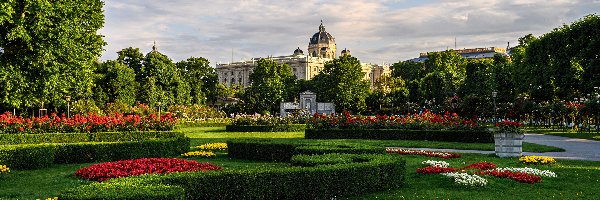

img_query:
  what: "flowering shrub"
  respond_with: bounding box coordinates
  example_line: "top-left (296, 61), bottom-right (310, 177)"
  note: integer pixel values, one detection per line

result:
top-left (231, 113), bottom-right (308, 126)
top-left (494, 167), bottom-right (556, 177)
top-left (442, 172), bottom-right (488, 187)
top-left (519, 155), bottom-right (556, 165)
top-left (480, 170), bottom-right (542, 184)
top-left (0, 165), bottom-right (9, 175)
top-left (386, 148), bottom-right (462, 159)
top-left (495, 120), bottom-right (524, 134)
top-left (308, 110), bottom-right (483, 130)
top-left (196, 142), bottom-right (227, 151)
top-left (422, 160), bottom-right (450, 168)
top-left (182, 151), bottom-right (216, 158)
top-left (463, 162), bottom-right (496, 170)
top-left (74, 158), bottom-right (222, 181)
top-left (0, 112), bottom-right (177, 134)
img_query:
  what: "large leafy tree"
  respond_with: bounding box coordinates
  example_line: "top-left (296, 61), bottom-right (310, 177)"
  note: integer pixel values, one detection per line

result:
top-left (93, 60), bottom-right (138, 106)
top-left (116, 47), bottom-right (145, 82)
top-left (0, 0), bottom-right (105, 111)
top-left (312, 55), bottom-right (370, 113)
top-left (391, 61), bottom-right (424, 102)
top-left (141, 50), bottom-right (190, 106)
top-left (176, 57), bottom-right (218, 104)
top-left (242, 59), bottom-right (295, 114)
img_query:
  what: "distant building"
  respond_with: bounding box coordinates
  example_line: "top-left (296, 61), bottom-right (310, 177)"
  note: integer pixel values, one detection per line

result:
top-left (216, 21), bottom-right (388, 89)
top-left (408, 47), bottom-right (509, 62)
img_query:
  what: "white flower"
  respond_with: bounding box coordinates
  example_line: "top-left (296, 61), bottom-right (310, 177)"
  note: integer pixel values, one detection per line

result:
top-left (494, 167), bottom-right (556, 177)
top-left (442, 172), bottom-right (487, 187)
top-left (422, 160), bottom-right (450, 168)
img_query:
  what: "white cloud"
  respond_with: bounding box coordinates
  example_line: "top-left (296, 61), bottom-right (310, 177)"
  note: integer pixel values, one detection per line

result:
top-left (99, 0), bottom-right (600, 65)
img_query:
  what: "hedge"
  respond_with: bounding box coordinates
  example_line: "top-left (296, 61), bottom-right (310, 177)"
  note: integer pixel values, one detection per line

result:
top-left (305, 129), bottom-right (494, 143)
top-left (0, 137), bottom-right (190, 169)
top-left (0, 131), bottom-right (184, 145)
top-left (60, 177), bottom-right (185, 200)
top-left (177, 121), bottom-right (230, 128)
top-left (60, 153), bottom-right (405, 200)
top-left (227, 139), bottom-right (386, 162)
top-left (225, 124), bottom-right (306, 132)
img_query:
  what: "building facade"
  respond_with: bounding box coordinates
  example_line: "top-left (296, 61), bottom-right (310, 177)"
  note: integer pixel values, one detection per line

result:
top-left (408, 47), bottom-right (509, 62)
top-left (216, 21), bottom-right (387, 88)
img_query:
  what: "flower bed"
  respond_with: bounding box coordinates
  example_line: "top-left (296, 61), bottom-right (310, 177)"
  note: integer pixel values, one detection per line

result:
top-left (74, 158), bottom-right (222, 181)
top-left (519, 155), bottom-right (556, 165)
top-left (386, 148), bottom-right (462, 159)
top-left (0, 164), bottom-right (9, 175)
top-left (0, 112), bottom-right (177, 134)
top-left (442, 172), bottom-right (487, 187)
top-left (479, 170), bottom-right (542, 184)
top-left (181, 151), bottom-right (216, 158)
top-left (308, 111), bottom-right (482, 130)
top-left (225, 124), bottom-right (306, 132)
top-left (196, 142), bottom-right (227, 151)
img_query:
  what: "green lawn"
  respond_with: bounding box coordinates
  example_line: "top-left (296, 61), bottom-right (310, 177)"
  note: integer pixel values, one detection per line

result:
top-left (0, 126), bottom-right (583, 199)
top-left (526, 128), bottom-right (600, 141)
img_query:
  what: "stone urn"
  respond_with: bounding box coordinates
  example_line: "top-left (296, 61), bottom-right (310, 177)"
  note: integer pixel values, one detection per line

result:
top-left (494, 132), bottom-right (524, 157)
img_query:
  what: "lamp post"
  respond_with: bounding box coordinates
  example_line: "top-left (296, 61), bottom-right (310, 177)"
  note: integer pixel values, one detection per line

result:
top-left (157, 101), bottom-right (162, 121)
top-left (492, 91), bottom-right (498, 124)
top-left (65, 96), bottom-right (72, 118)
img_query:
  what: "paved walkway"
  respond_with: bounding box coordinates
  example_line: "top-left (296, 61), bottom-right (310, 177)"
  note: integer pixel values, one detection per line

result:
top-left (388, 133), bottom-right (600, 161)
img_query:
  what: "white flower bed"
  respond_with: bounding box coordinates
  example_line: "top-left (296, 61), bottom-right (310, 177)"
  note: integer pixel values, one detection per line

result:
top-left (494, 167), bottom-right (557, 177)
top-left (442, 172), bottom-right (487, 187)
top-left (422, 160), bottom-right (450, 168)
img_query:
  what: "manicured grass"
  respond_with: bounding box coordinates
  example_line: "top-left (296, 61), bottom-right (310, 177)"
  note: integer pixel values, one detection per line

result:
top-left (527, 128), bottom-right (600, 141)
top-left (347, 153), bottom-right (600, 199)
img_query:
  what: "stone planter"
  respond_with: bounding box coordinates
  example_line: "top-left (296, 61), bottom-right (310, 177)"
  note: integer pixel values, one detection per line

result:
top-left (494, 132), bottom-right (524, 157)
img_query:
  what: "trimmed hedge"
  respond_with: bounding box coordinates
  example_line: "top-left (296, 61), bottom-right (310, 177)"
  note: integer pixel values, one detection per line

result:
top-left (225, 124), bottom-right (306, 132)
top-left (178, 121), bottom-right (230, 128)
top-left (60, 154), bottom-right (405, 200)
top-left (60, 177), bottom-right (185, 200)
top-left (0, 137), bottom-right (190, 169)
top-left (305, 129), bottom-right (494, 143)
top-left (227, 139), bottom-right (386, 162)
top-left (0, 131), bottom-right (184, 145)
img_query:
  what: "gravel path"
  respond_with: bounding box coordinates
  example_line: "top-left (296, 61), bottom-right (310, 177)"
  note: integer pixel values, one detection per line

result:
top-left (388, 133), bottom-right (600, 161)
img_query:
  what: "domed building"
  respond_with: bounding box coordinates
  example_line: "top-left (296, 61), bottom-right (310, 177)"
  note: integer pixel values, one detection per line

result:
top-left (308, 21), bottom-right (336, 59)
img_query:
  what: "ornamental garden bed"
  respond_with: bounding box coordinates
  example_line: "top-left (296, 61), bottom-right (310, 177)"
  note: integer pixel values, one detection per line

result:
top-left (225, 114), bottom-right (307, 132)
top-left (305, 129), bottom-right (493, 143)
top-left (225, 124), bottom-right (306, 132)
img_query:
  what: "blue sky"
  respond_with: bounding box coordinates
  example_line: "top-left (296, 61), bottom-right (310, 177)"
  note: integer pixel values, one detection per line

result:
top-left (99, 0), bottom-right (600, 66)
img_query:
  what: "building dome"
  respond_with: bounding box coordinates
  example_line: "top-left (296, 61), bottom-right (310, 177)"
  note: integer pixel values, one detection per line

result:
top-left (293, 47), bottom-right (304, 55)
top-left (309, 22), bottom-right (335, 45)
top-left (341, 48), bottom-right (350, 56)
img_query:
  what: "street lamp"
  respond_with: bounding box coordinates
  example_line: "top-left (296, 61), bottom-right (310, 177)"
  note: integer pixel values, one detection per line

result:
top-left (157, 101), bottom-right (162, 120)
top-left (492, 91), bottom-right (498, 124)
top-left (65, 96), bottom-right (72, 118)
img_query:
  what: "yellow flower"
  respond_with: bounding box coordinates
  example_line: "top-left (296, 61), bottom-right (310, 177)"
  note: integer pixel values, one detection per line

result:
top-left (0, 165), bottom-right (9, 174)
top-left (182, 151), bottom-right (216, 158)
top-left (519, 155), bottom-right (556, 165)
top-left (196, 143), bottom-right (228, 151)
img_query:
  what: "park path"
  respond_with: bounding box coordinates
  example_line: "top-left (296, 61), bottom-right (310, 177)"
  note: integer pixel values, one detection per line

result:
top-left (388, 133), bottom-right (600, 161)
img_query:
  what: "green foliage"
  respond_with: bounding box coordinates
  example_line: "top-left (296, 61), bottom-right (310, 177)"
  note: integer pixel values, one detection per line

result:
top-left (71, 99), bottom-right (103, 116)
top-left (242, 59), bottom-right (296, 114)
top-left (312, 55), bottom-right (370, 113)
top-left (0, 0), bottom-right (105, 110)
top-left (117, 47), bottom-right (145, 82)
top-left (227, 140), bottom-right (298, 161)
top-left (94, 60), bottom-right (139, 106)
top-left (0, 144), bottom-right (55, 170)
top-left (140, 51), bottom-right (190, 107)
top-left (176, 57), bottom-right (218, 105)
top-left (304, 129), bottom-right (494, 143)
top-left (0, 133), bottom-right (88, 145)
top-left (60, 177), bottom-right (185, 200)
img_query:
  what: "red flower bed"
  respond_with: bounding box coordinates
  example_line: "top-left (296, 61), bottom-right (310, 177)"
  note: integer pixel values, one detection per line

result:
top-left (309, 110), bottom-right (482, 130)
top-left (0, 112), bottom-right (177, 134)
top-left (463, 162), bottom-right (496, 170)
top-left (74, 158), bottom-right (222, 181)
top-left (480, 170), bottom-right (542, 184)
top-left (416, 166), bottom-right (457, 174)
top-left (495, 120), bottom-right (523, 128)
top-left (386, 148), bottom-right (462, 159)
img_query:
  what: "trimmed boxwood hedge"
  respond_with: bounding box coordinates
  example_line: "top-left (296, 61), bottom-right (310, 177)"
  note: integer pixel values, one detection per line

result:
top-left (227, 139), bottom-right (386, 162)
top-left (60, 153), bottom-right (405, 200)
top-left (0, 131), bottom-right (184, 145)
top-left (305, 129), bottom-right (494, 143)
top-left (0, 137), bottom-right (190, 169)
top-left (60, 177), bottom-right (185, 200)
top-left (225, 124), bottom-right (306, 132)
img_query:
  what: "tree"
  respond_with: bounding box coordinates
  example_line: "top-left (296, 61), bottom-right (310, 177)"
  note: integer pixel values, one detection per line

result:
top-left (312, 55), bottom-right (370, 113)
top-left (176, 57), bottom-right (218, 104)
top-left (93, 60), bottom-right (138, 106)
top-left (141, 50), bottom-right (190, 106)
top-left (241, 59), bottom-right (295, 114)
top-left (0, 0), bottom-right (105, 112)
top-left (116, 47), bottom-right (144, 81)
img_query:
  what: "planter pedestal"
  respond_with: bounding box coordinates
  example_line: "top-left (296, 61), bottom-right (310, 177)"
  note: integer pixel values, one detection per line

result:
top-left (494, 133), bottom-right (524, 157)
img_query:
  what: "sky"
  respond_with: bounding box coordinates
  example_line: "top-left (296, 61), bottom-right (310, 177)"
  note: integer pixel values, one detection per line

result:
top-left (99, 0), bottom-right (600, 66)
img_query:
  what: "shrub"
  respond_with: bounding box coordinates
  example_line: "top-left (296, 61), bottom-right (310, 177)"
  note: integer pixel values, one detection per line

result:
top-left (0, 144), bottom-right (56, 170)
top-left (60, 176), bottom-right (185, 200)
top-left (225, 124), bottom-right (306, 132)
top-left (71, 99), bottom-right (104, 116)
top-left (61, 154), bottom-right (405, 200)
top-left (231, 114), bottom-right (308, 126)
top-left (305, 129), bottom-right (494, 143)
top-left (0, 131), bottom-right (183, 145)
top-left (74, 158), bottom-right (222, 181)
